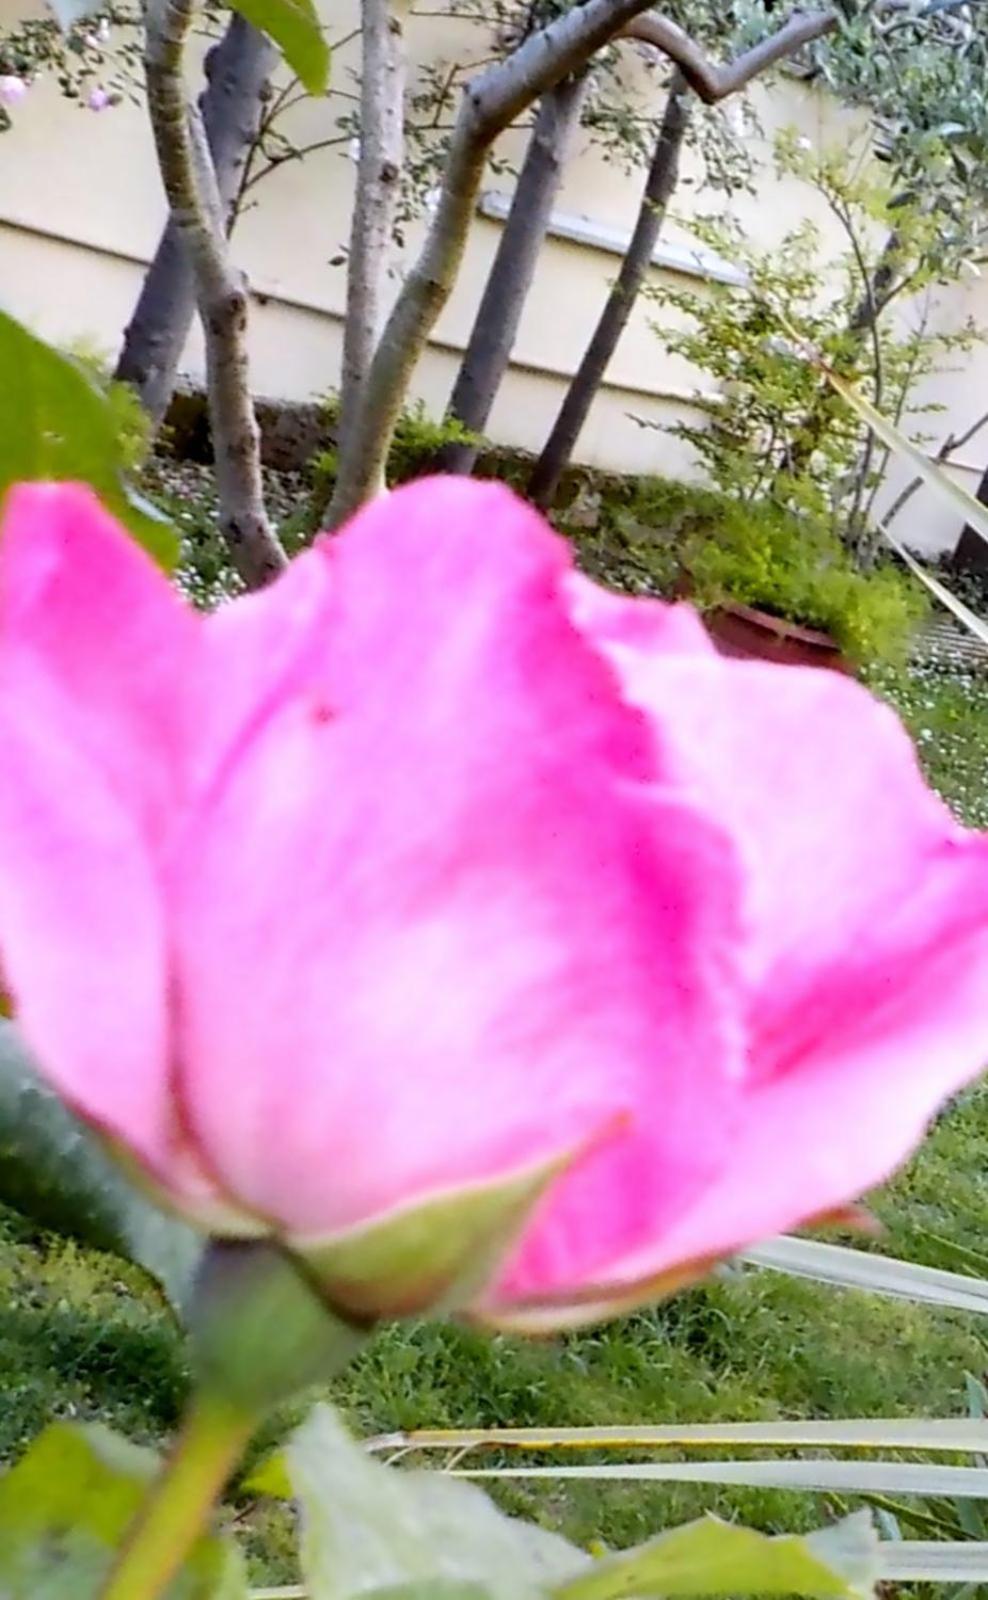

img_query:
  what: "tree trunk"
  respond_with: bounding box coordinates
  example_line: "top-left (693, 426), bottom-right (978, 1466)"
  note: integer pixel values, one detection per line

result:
top-left (144, 0), bottom-right (284, 586)
top-left (323, 0), bottom-right (835, 528)
top-left (336, 0), bottom-right (406, 476)
top-left (436, 72), bottom-right (589, 476)
top-left (528, 69), bottom-right (690, 509)
top-left (115, 14), bottom-right (276, 430)
top-left (954, 458), bottom-right (988, 575)
top-left (323, 0), bottom-right (704, 530)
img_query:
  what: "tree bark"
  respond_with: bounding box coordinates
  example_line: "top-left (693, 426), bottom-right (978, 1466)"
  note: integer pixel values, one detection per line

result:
top-left (337, 0), bottom-right (406, 472)
top-left (324, 0), bottom-right (834, 528)
top-left (954, 454), bottom-right (988, 575)
top-left (527, 69), bottom-right (690, 508)
top-left (144, 0), bottom-right (285, 586)
top-left (522, 7), bottom-right (837, 508)
top-left (115, 14), bottom-right (276, 431)
top-left (436, 72), bottom-right (589, 476)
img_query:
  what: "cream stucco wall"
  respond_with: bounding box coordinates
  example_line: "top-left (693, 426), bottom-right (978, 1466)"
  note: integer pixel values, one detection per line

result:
top-left (0, 0), bottom-right (985, 554)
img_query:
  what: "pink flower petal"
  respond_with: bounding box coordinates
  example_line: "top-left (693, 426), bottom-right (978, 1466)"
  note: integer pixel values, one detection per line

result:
top-left (4, 478), bottom-right (981, 1315)
top-left (561, 625), bottom-right (988, 1283)
top-left (564, 572), bottom-right (715, 657)
top-left (0, 483), bottom-right (196, 838)
top-left (610, 920), bottom-right (988, 1282)
top-left (170, 478), bottom-right (745, 1274)
top-left (0, 485), bottom-right (229, 1218)
top-left (0, 693), bottom-right (170, 1169)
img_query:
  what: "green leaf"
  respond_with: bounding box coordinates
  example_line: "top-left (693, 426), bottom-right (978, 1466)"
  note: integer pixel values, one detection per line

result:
top-left (0, 311), bottom-right (177, 567)
top-left (287, 1403), bottom-right (586, 1600)
top-left (0, 1421), bottom-right (245, 1598)
top-left (364, 1417), bottom-right (988, 1458)
top-left (0, 1019), bottom-right (202, 1313)
top-left (878, 1542), bottom-right (988, 1583)
top-left (742, 1237), bottom-right (988, 1316)
top-left (243, 1449), bottom-right (293, 1499)
top-left (302, 1153), bottom-right (570, 1321)
top-left (229, 0), bottom-right (329, 93)
top-left (461, 1460), bottom-right (988, 1498)
top-left (553, 1513), bottom-right (878, 1600)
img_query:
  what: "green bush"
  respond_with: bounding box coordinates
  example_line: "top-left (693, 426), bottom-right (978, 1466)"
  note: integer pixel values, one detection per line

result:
top-left (643, 136), bottom-right (980, 551)
top-left (64, 344), bottom-right (151, 476)
top-left (312, 398), bottom-right (480, 495)
top-left (600, 475), bottom-right (926, 667)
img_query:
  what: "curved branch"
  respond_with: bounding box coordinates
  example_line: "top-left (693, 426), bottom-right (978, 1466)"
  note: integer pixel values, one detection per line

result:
top-left (621, 7), bottom-right (837, 104)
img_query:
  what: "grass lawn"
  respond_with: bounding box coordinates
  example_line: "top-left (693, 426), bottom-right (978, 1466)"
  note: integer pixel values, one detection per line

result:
top-left (2, 643), bottom-right (988, 1581)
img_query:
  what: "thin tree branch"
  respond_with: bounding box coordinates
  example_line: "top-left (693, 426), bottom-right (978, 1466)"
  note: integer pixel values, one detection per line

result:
top-left (525, 4), bottom-right (838, 507)
top-left (883, 408), bottom-right (988, 530)
top-left (239, 134), bottom-right (352, 195)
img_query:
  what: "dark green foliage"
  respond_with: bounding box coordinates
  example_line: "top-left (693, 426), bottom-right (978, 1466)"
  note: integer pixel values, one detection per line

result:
top-left (0, 316), bottom-right (176, 566)
top-left (0, 1022), bottom-right (200, 1313)
top-left (551, 473), bottom-right (926, 667)
top-left (312, 399), bottom-right (481, 500)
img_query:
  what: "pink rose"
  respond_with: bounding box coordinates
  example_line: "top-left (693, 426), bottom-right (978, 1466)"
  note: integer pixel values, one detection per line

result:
top-left (1, 479), bottom-right (987, 1328)
top-left (0, 76), bottom-right (28, 108)
top-left (86, 85), bottom-right (110, 111)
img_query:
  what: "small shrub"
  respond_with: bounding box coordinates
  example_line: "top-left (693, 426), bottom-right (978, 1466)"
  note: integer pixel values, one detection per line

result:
top-left (64, 343), bottom-right (152, 476)
top-left (387, 400), bottom-right (479, 481)
top-left (586, 474), bottom-right (926, 666)
top-left (643, 137), bottom-right (981, 545)
top-left (312, 397), bottom-right (481, 497)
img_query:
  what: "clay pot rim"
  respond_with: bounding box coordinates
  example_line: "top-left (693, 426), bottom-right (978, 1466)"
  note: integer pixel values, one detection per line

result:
top-left (710, 599), bottom-right (840, 652)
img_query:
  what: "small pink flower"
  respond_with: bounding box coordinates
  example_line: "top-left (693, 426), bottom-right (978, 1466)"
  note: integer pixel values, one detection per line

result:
top-left (0, 76), bottom-right (28, 108)
top-left (1, 479), bottom-right (987, 1327)
top-left (86, 85), bottom-right (110, 111)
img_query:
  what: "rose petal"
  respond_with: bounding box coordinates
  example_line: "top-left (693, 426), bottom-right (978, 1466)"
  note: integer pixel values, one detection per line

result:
top-left (0, 486), bottom-right (214, 1202)
top-left (0, 483), bottom-right (196, 836)
top-left (568, 624), bottom-right (988, 1280)
top-left (171, 478), bottom-right (746, 1281)
top-left (606, 902), bottom-right (988, 1280)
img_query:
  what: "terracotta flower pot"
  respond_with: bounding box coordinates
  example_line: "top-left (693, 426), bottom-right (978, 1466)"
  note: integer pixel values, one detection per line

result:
top-left (704, 601), bottom-right (852, 675)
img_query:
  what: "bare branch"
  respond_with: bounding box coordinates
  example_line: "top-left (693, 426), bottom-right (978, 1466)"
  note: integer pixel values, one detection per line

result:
top-left (144, 0), bottom-right (286, 587)
top-left (883, 408), bottom-right (988, 530)
top-left (621, 7), bottom-right (837, 103)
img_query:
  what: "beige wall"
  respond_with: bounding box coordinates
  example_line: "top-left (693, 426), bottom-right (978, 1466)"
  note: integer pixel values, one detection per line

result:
top-left (0, 0), bottom-right (984, 554)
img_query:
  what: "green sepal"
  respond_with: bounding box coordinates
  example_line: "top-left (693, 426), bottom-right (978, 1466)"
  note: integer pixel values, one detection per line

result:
top-left (189, 1240), bottom-right (366, 1414)
top-left (298, 1154), bottom-right (570, 1321)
